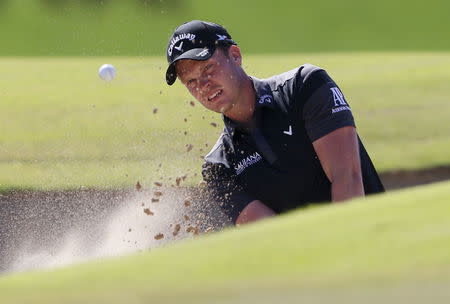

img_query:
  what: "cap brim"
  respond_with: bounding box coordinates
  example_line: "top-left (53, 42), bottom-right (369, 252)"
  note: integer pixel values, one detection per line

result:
top-left (165, 47), bottom-right (215, 85)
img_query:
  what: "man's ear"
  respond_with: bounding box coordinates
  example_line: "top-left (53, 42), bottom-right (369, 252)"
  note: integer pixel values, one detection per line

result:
top-left (228, 45), bottom-right (242, 65)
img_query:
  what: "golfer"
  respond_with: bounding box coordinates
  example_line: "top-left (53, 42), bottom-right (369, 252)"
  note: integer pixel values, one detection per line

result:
top-left (165, 20), bottom-right (385, 225)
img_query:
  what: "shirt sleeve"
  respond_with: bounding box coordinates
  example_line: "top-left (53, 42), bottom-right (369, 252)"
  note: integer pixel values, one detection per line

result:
top-left (202, 161), bottom-right (255, 224)
top-left (301, 69), bottom-right (356, 142)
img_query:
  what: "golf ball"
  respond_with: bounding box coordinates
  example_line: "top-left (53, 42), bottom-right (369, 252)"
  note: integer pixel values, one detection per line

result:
top-left (98, 64), bottom-right (116, 81)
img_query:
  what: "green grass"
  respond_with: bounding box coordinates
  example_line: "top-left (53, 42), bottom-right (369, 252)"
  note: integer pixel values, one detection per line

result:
top-left (1, 0), bottom-right (449, 56)
top-left (1, 52), bottom-right (450, 190)
top-left (1, 181), bottom-right (449, 303)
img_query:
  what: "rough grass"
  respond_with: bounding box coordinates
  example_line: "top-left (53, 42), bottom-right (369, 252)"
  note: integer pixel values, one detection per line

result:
top-left (1, 181), bottom-right (449, 304)
top-left (1, 52), bottom-right (450, 190)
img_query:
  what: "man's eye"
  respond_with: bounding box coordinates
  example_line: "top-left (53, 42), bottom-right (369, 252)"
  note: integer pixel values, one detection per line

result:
top-left (205, 64), bottom-right (213, 71)
top-left (187, 79), bottom-right (196, 87)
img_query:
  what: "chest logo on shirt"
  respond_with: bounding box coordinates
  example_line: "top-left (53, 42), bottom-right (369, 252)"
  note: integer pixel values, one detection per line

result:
top-left (258, 94), bottom-right (273, 104)
top-left (234, 152), bottom-right (262, 175)
top-left (283, 125), bottom-right (293, 136)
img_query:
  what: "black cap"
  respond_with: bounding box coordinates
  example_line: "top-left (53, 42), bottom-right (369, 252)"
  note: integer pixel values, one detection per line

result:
top-left (165, 20), bottom-right (236, 85)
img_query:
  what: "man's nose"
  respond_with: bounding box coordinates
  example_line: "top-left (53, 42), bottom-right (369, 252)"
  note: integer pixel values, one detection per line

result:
top-left (199, 75), bottom-right (211, 90)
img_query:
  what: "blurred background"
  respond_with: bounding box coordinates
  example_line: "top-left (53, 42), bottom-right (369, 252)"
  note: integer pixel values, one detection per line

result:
top-left (1, 0), bottom-right (449, 56)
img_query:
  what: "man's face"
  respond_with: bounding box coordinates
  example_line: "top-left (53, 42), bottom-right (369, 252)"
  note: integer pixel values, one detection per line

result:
top-left (176, 46), bottom-right (243, 114)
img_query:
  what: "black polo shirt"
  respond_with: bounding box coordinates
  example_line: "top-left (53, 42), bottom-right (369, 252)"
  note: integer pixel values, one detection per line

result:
top-left (202, 64), bottom-right (384, 223)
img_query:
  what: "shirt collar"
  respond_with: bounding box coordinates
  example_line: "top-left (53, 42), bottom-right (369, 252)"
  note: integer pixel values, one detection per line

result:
top-left (250, 76), bottom-right (276, 109)
top-left (223, 76), bottom-right (275, 137)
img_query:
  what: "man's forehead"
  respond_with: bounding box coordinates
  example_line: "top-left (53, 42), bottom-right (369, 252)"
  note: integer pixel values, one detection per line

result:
top-left (176, 58), bottom-right (208, 76)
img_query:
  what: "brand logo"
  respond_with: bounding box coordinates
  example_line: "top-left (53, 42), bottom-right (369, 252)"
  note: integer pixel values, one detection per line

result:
top-left (216, 34), bottom-right (228, 41)
top-left (167, 33), bottom-right (196, 56)
top-left (330, 87), bottom-right (351, 114)
top-left (234, 152), bottom-right (262, 175)
top-left (283, 125), bottom-right (293, 135)
top-left (258, 94), bottom-right (272, 104)
top-left (330, 87), bottom-right (347, 107)
top-left (174, 41), bottom-right (184, 52)
top-left (196, 49), bottom-right (209, 57)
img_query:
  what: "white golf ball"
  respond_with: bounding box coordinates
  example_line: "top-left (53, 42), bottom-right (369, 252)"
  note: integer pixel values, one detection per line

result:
top-left (98, 64), bottom-right (116, 81)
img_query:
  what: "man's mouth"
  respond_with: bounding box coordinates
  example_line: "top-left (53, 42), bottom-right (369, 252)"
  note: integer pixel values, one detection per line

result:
top-left (207, 89), bottom-right (223, 102)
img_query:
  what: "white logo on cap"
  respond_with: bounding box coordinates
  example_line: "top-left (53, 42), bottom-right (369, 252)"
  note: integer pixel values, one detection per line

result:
top-left (258, 94), bottom-right (272, 104)
top-left (167, 33), bottom-right (196, 56)
top-left (196, 49), bottom-right (209, 57)
top-left (216, 34), bottom-right (228, 40)
top-left (174, 41), bottom-right (184, 52)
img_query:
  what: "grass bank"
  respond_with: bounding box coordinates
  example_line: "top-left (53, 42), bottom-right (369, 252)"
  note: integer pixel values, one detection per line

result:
top-left (1, 180), bottom-right (449, 303)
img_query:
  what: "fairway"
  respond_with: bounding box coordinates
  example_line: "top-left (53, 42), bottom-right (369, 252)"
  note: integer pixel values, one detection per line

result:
top-left (1, 52), bottom-right (450, 190)
top-left (1, 181), bottom-right (449, 304)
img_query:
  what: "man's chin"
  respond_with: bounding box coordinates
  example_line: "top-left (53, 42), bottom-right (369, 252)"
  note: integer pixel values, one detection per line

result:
top-left (219, 102), bottom-right (234, 115)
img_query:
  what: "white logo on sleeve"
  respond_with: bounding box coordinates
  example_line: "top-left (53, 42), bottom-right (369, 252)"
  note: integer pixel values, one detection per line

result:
top-left (330, 87), bottom-right (351, 114)
top-left (330, 87), bottom-right (347, 106)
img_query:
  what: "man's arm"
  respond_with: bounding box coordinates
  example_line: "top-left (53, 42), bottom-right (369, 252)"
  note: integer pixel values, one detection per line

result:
top-left (312, 126), bottom-right (364, 202)
top-left (235, 200), bottom-right (276, 225)
top-left (202, 160), bottom-right (264, 224)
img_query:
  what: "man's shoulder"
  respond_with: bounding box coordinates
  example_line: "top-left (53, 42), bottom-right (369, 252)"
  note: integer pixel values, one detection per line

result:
top-left (297, 63), bottom-right (325, 84)
top-left (251, 64), bottom-right (326, 110)
top-left (262, 64), bottom-right (324, 91)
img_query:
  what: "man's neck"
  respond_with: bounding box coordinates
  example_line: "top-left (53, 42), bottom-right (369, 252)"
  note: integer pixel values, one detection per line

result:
top-left (224, 76), bottom-right (256, 124)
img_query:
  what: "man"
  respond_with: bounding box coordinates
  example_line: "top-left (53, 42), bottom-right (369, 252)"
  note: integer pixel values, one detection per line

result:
top-left (165, 20), bottom-right (384, 225)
